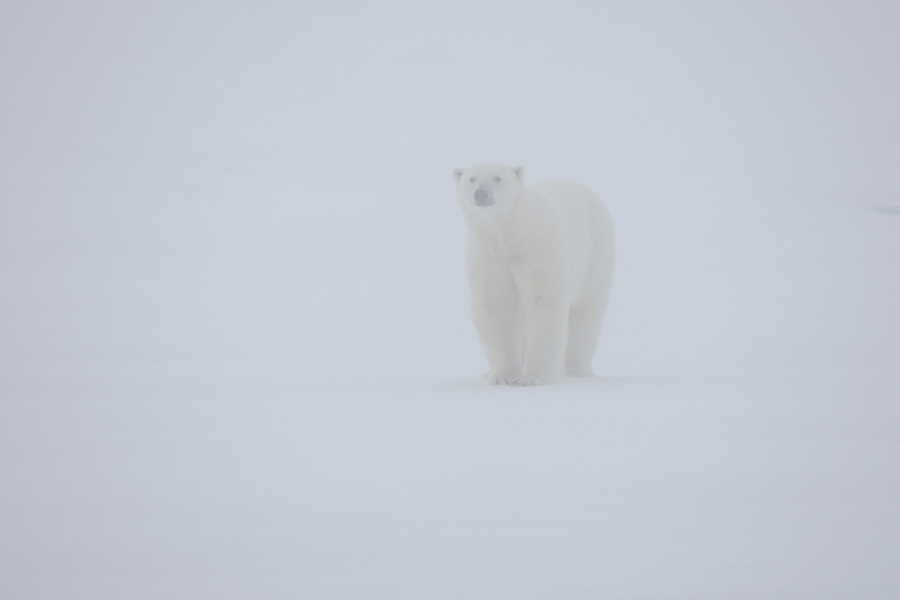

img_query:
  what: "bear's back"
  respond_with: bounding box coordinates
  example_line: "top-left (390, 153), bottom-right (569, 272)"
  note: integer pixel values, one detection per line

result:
top-left (530, 179), bottom-right (614, 304)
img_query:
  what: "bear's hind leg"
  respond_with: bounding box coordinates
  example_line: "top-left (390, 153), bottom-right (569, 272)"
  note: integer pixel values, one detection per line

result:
top-left (565, 298), bottom-right (606, 377)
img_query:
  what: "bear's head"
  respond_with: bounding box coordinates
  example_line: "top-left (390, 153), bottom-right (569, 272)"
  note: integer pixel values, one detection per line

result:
top-left (453, 163), bottom-right (525, 211)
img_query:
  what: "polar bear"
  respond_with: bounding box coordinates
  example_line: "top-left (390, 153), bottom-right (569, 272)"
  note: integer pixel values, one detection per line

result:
top-left (453, 162), bottom-right (614, 385)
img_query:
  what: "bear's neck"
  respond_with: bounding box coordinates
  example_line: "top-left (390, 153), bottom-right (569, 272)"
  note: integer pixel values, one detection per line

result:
top-left (468, 192), bottom-right (542, 257)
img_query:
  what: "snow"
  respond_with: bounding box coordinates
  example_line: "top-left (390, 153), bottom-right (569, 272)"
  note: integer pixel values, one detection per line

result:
top-left (2, 1), bottom-right (899, 598)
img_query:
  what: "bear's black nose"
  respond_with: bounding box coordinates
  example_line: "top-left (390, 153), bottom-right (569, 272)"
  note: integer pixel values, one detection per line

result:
top-left (474, 189), bottom-right (489, 203)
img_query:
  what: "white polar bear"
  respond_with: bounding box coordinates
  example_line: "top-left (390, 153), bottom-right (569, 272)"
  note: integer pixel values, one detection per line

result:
top-left (453, 162), bottom-right (614, 385)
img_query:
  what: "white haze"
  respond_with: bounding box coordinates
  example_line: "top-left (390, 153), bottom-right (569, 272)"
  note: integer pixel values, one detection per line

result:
top-left (1, 1), bottom-right (899, 598)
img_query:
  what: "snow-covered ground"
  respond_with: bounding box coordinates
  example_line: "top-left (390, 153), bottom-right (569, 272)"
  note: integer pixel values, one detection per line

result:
top-left (2, 2), bottom-right (899, 598)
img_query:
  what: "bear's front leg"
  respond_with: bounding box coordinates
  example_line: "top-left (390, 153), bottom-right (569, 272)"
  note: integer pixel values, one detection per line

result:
top-left (467, 254), bottom-right (522, 384)
top-left (512, 265), bottom-right (568, 386)
top-left (516, 296), bottom-right (567, 385)
top-left (471, 301), bottom-right (521, 384)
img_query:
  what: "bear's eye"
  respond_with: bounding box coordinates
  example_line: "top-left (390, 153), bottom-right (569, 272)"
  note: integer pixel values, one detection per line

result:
top-left (493, 177), bottom-right (501, 182)
top-left (469, 177), bottom-right (476, 182)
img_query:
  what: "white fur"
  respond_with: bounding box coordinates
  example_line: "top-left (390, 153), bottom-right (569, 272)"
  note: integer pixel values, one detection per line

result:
top-left (453, 162), bottom-right (614, 385)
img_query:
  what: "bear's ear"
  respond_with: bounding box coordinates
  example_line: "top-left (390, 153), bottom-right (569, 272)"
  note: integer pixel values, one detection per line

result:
top-left (513, 166), bottom-right (524, 181)
top-left (453, 168), bottom-right (464, 183)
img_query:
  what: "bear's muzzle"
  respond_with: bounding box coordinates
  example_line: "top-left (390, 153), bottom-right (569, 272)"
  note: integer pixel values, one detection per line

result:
top-left (474, 189), bottom-right (493, 206)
